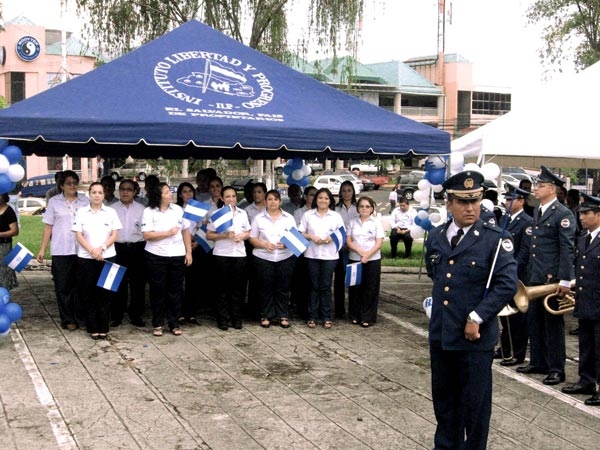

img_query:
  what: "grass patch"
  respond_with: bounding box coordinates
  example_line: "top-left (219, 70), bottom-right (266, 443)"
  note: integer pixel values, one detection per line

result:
top-left (380, 241), bottom-right (425, 267)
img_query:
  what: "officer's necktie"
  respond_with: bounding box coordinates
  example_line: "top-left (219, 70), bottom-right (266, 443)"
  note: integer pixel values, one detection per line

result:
top-left (451, 228), bottom-right (464, 249)
top-left (585, 233), bottom-right (592, 249)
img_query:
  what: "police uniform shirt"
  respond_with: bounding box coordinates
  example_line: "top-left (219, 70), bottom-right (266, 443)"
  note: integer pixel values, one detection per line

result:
top-left (390, 206), bottom-right (416, 229)
top-left (574, 226), bottom-right (600, 320)
top-left (141, 203), bottom-right (186, 257)
top-left (348, 215), bottom-right (385, 262)
top-left (299, 208), bottom-right (344, 260)
top-left (111, 200), bottom-right (145, 243)
top-left (250, 208), bottom-right (296, 262)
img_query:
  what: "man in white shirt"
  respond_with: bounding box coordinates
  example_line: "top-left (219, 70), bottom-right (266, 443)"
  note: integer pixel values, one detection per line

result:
top-left (389, 197), bottom-right (417, 258)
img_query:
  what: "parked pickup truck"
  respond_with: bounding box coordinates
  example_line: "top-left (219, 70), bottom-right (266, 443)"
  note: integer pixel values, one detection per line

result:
top-left (274, 160), bottom-right (323, 175)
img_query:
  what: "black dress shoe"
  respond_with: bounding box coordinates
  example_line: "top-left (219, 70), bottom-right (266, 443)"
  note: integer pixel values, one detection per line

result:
top-left (218, 324), bottom-right (228, 331)
top-left (493, 349), bottom-right (503, 359)
top-left (584, 394), bottom-right (600, 406)
top-left (517, 365), bottom-right (549, 374)
top-left (561, 383), bottom-right (597, 395)
top-left (500, 357), bottom-right (524, 367)
top-left (543, 372), bottom-right (565, 385)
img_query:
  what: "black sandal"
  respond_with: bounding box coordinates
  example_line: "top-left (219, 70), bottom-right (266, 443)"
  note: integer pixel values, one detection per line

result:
top-left (260, 318), bottom-right (270, 328)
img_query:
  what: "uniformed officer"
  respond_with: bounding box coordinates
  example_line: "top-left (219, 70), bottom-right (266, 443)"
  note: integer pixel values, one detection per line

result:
top-left (561, 193), bottom-right (600, 405)
top-left (495, 184), bottom-right (533, 366)
top-left (517, 166), bottom-right (576, 385)
top-left (425, 170), bottom-right (517, 450)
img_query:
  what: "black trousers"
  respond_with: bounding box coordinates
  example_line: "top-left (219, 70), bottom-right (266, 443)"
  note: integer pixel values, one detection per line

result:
top-left (113, 242), bottom-right (146, 322)
top-left (348, 259), bottom-right (381, 323)
top-left (254, 255), bottom-right (296, 320)
top-left (389, 229), bottom-right (413, 258)
top-left (333, 249), bottom-right (349, 318)
top-left (214, 255), bottom-right (246, 327)
top-left (577, 318), bottom-right (600, 386)
top-left (51, 255), bottom-right (81, 327)
top-left (77, 257), bottom-right (115, 334)
top-left (527, 291), bottom-right (565, 374)
top-left (430, 344), bottom-right (493, 450)
top-left (498, 311), bottom-right (528, 361)
top-left (144, 251), bottom-right (185, 331)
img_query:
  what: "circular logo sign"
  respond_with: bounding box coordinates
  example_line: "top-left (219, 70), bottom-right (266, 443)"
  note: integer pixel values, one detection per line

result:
top-left (16, 36), bottom-right (41, 62)
top-left (154, 51), bottom-right (274, 111)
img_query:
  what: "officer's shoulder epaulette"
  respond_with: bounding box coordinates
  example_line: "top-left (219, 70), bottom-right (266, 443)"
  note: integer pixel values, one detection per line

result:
top-left (482, 221), bottom-right (503, 233)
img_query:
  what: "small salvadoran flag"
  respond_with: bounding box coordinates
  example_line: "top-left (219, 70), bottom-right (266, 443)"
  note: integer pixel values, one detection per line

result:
top-left (280, 227), bottom-right (309, 257)
top-left (3, 243), bottom-right (33, 272)
top-left (211, 205), bottom-right (234, 234)
top-left (345, 262), bottom-right (362, 287)
top-left (194, 223), bottom-right (214, 253)
top-left (97, 262), bottom-right (127, 292)
top-left (330, 226), bottom-right (347, 252)
top-left (183, 199), bottom-right (210, 223)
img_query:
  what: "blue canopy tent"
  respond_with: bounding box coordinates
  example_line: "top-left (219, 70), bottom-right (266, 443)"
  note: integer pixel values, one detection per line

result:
top-left (0, 20), bottom-right (449, 160)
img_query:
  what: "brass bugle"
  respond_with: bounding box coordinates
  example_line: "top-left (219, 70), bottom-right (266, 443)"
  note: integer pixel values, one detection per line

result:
top-left (544, 292), bottom-right (575, 315)
top-left (513, 281), bottom-right (559, 313)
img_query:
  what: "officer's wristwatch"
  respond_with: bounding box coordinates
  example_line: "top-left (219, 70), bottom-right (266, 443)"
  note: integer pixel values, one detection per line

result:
top-left (466, 316), bottom-right (478, 324)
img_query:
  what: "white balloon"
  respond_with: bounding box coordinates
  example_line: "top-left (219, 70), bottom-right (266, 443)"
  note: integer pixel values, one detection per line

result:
top-left (463, 163), bottom-right (482, 173)
top-left (417, 179), bottom-right (431, 190)
top-left (429, 213), bottom-right (442, 223)
top-left (292, 169), bottom-right (303, 181)
top-left (410, 227), bottom-right (425, 239)
top-left (427, 156), bottom-right (447, 169)
top-left (417, 210), bottom-right (429, 220)
top-left (0, 329), bottom-right (9, 337)
top-left (450, 153), bottom-right (465, 172)
top-left (0, 155), bottom-right (9, 174)
top-left (432, 184), bottom-right (444, 193)
top-left (481, 199), bottom-right (495, 212)
top-left (482, 163), bottom-right (500, 179)
top-left (420, 199), bottom-right (430, 209)
top-left (302, 165), bottom-right (312, 176)
top-left (7, 164), bottom-right (25, 182)
top-left (413, 190), bottom-right (425, 202)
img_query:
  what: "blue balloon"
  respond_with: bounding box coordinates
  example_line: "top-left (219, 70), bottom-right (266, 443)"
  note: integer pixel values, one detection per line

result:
top-left (414, 216), bottom-right (422, 226)
top-left (290, 158), bottom-right (303, 170)
top-left (0, 174), bottom-right (11, 194)
top-left (298, 176), bottom-right (310, 186)
top-left (283, 165), bottom-right (293, 175)
top-left (421, 218), bottom-right (433, 231)
top-left (0, 287), bottom-right (9, 305)
top-left (428, 168), bottom-right (446, 186)
top-left (286, 175), bottom-right (295, 186)
top-left (2, 145), bottom-right (22, 164)
top-left (4, 303), bottom-right (22, 322)
top-left (0, 314), bottom-right (10, 333)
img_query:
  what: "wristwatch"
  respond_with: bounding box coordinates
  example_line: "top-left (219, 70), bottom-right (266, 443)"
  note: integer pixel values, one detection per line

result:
top-left (101, 244), bottom-right (107, 251)
top-left (466, 316), bottom-right (478, 324)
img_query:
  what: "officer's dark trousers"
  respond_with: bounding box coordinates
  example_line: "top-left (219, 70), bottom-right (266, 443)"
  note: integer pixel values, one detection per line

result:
top-left (527, 293), bottom-right (565, 374)
top-left (430, 344), bottom-right (492, 450)
top-left (499, 311), bottom-right (528, 361)
top-left (577, 318), bottom-right (600, 386)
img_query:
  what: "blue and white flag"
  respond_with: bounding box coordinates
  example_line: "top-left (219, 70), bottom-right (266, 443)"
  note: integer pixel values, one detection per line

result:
top-left (211, 205), bottom-right (234, 234)
top-left (3, 243), bottom-right (33, 272)
top-left (194, 223), bottom-right (214, 253)
top-left (330, 226), bottom-right (347, 252)
top-left (183, 199), bottom-right (210, 223)
top-left (280, 227), bottom-right (310, 257)
top-left (97, 262), bottom-right (127, 292)
top-left (423, 297), bottom-right (433, 319)
top-left (345, 262), bottom-right (362, 287)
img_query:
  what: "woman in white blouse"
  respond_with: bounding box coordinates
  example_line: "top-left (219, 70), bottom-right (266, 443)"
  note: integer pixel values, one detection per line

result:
top-left (345, 196), bottom-right (384, 327)
top-left (207, 186), bottom-right (251, 331)
top-left (72, 182), bottom-right (122, 340)
top-left (142, 182), bottom-right (193, 337)
top-left (299, 188), bottom-right (344, 329)
top-left (249, 190), bottom-right (297, 328)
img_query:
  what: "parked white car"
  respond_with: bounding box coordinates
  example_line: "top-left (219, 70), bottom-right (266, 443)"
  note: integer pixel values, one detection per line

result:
top-left (18, 197), bottom-right (46, 215)
top-left (313, 174), bottom-right (363, 195)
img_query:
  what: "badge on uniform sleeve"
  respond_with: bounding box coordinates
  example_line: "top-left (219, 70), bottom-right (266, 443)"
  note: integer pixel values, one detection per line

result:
top-left (560, 218), bottom-right (571, 228)
top-left (501, 239), bottom-right (513, 252)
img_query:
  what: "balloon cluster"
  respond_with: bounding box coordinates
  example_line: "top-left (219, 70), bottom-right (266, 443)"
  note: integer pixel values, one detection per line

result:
top-left (282, 158), bottom-right (311, 187)
top-left (0, 287), bottom-right (22, 337)
top-left (0, 145), bottom-right (24, 194)
top-left (409, 156), bottom-right (446, 239)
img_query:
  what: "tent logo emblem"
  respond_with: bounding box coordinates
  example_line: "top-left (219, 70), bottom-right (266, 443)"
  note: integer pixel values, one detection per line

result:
top-left (154, 51), bottom-right (274, 110)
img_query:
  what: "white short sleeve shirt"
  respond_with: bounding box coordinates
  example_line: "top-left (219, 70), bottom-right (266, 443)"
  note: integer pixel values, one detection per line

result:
top-left (299, 208), bottom-right (344, 260)
top-left (250, 209), bottom-right (296, 262)
top-left (72, 204), bottom-right (123, 259)
top-left (141, 204), bottom-right (186, 257)
top-left (348, 216), bottom-right (385, 261)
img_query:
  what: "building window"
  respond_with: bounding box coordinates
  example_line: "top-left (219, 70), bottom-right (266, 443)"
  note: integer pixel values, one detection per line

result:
top-left (5, 72), bottom-right (25, 103)
top-left (472, 91), bottom-right (511, 115)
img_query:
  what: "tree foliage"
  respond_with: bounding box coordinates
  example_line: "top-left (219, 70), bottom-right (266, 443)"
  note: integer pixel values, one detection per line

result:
top-left (74, 0), bottom-right (365, 62)
top-left (527, 0), bottom-right (600, 70)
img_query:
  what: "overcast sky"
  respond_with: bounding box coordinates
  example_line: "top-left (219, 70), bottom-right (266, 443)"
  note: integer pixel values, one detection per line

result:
top-left (2, 0), bottom-right (570, 88)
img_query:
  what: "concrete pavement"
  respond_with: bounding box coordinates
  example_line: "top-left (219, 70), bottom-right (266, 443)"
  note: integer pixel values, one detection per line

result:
top-left (0, 267), bottom-right (599, 450)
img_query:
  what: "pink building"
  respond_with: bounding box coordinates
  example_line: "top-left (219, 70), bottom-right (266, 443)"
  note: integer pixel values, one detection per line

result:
top-left (0, 16), bottom-right (98, 181)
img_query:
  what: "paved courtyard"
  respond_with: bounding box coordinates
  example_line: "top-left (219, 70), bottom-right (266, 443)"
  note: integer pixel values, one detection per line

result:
top-left (0, 268), bottom-right (598, 449)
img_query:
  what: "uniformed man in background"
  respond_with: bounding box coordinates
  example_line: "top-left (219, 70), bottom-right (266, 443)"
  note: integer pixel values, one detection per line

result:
top-left (425, 170), bottom-right (517, 450)
top-left (517, 166), bottom-right (576, 386)
top-left (561, 193), bottom-right (600, 405)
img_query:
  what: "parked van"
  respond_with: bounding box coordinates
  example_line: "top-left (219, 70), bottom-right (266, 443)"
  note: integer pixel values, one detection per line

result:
top-left (20, 174), bottom-right (56, 198)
